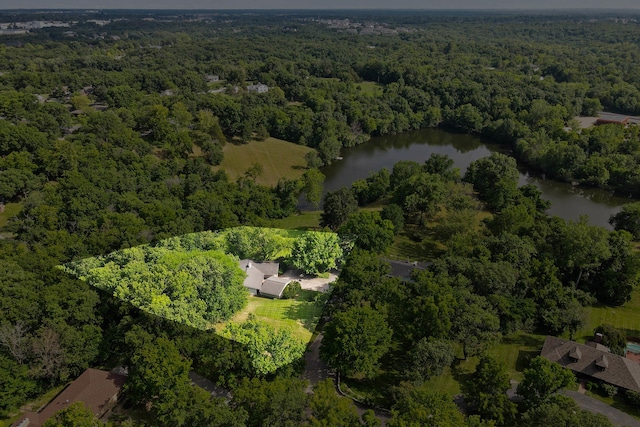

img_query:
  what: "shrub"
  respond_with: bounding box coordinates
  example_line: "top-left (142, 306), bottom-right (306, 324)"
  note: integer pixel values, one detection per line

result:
top-left (600, 383), bottom-right (618, 397)
top-left (282, 281), bottom-right (301, 299)
top-left (625, 390), bottom-right (640, 406)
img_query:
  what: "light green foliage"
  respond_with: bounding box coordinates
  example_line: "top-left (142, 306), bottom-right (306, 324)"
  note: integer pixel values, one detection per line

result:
top-left (222, 314), bottom-right (305, 375)
top-left (289, 231), bottom-right (343, 275)
top-left (517, 356), bottom-right (575, 409)
top-left (309, 379), bottom-right (361, 427)
top-left (221, 226), bottom-right (294, 260)
top-left (63, 245), bottom-right (246, 329)
top-left (302, 168), bottom-right (326, 208)
top-left (43, 402), bottom-right (100, 427)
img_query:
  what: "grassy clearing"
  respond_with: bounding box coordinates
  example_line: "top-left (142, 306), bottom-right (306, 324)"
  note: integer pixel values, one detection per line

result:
top-left (217, 137), bottom-right (314, 187)
top-left (270, 211), bottom-right (322, 231)
top-left (0, 202), bottom-right (21, 229)
top-left (585, 389), bottom-right (640, 420)
top-left (216, 290), bottom-right (323, 343)
top-left (572, 289), bottom-right (640, 343)
top-left (486, 331), bottom-right (546, 381)
top-left (356, 81), bottom-right (384, 97)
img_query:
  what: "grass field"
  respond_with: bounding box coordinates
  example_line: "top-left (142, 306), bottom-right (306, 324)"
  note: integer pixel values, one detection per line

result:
top-left (270, 211), bottom-right (322, 231)
top-left (572, 289), bottom-right (640, 343)
top-left (216, 290), bottom-right (324, 343)
top-left (356, 81), bottom-right (384, 97)
top-left (0, 202), bottom-right (21, 229)
top-left (217, 137), bottom-right (313, 187)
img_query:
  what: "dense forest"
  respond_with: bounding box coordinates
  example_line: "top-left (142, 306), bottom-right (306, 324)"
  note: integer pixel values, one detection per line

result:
top-left (1, 9), bottom-right (640, 427)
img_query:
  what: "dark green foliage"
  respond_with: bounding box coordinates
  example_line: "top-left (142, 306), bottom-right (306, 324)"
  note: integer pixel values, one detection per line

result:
top-left (381, 203), bottom-right (405, 234)
top-left (594, 324), bottom-right (627, 356)
top-left (521, 395), bottom-right (614, 427)
top-left (338, 211), bottom-right (395, 253)
top-left (231, 377), bottom-right (309, 427)
top-left (42, 402), bottom-right (100, 427)
top-left (464, 153), bottom-right (519, 211)
top-left (405, 338), bottom-right (456, 382)
top-left (517, 356), bottom-right (575, 409)
top-left (600, 382), bottom-right (618, 397)
top-left (625, 389), bottom-right (640, 406)
top-left (320, 187), bottom-right (358, 231)
top-left (463, 355), bottom-right (517, 427)
top-left (309, 379), bottom-right (361, 427)
top-left (610, 202), bottom-right (640, 240)
top-left (388, 383), bottom-right (466, 427)
top-left (321, 305), bottom-right (392, 379)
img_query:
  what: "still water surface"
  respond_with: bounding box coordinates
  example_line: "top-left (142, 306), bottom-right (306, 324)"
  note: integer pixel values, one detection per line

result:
top-left (314, 128), bottom-right (630, 229)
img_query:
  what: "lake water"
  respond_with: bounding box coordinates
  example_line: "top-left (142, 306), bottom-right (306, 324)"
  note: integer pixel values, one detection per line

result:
top-left (309, 128), bottom-right (631, 229)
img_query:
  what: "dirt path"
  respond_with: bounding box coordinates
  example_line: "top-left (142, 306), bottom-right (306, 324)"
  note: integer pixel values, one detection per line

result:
top-left (302, 333), bottom-right (332, 391)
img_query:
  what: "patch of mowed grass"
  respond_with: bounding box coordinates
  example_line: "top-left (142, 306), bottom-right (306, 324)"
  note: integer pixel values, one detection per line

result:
top-left (356, 81), bottom-right (383, 97)
top-left (270, 211), bottom-right (322, 231)
top-left (218, 137), bottom-right (314, 187)
top-left (0, 202), bottom-right (21, 229)
top-left (220, 290), bottom-right (323, 343)
top-left (572, 289), bottom-right (640, 343)
top-left (486, 331), bottom-right (546, 381)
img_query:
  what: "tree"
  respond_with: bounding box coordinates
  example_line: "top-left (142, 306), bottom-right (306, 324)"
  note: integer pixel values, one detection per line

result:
top-left (309, 379), bottom-right (361, 427)
top-left (338, 211), bottom-right (395, 253)
top-left (405, 338), bottom-right (456, 383)
top-left (609, 202), bottom-right (640, 239)
top-left (321, 305), bottom-right (392, 378)
top-left (289, 231), bottom-right (343, 275)
top-left (231, 377), bottom-right (308, 427)
top-left (320, 187), bottom-right (357, 231)
top-left (43, 402), bottom-right (100, 427)
top-left (302, 168), bottom-right (325, 208)
top-left (464, 153), bottom-right (519, 211)
top-left (521, 395), bottom-right (614, 427)
top-left (125, 336), bottom-right (193, 426)
top-left (594, 324), bottom-right (627, 356)
top-left (381, 203), bottom-right (405, 234)
top-left (388, 383), bottom-right (466, 427)
top-left (222, 315), bottom-right (305, 375)
top-left (517, 356), bottom-right (575, 409)
top-left (463, 355), bottom-right (517, 427)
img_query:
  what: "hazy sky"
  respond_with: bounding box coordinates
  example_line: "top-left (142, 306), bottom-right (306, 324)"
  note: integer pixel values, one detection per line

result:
top-left (0, 0), bottom-right (639, 10)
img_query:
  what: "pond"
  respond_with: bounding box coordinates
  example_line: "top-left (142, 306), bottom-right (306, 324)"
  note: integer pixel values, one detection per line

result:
top-left (308, 128), bottom-right (631, 229)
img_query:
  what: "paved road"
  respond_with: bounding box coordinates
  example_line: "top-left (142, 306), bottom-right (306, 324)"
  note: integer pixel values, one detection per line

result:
top-left (562, 390), bottom-right (640, 427)
top-left (189, 371), bottom-right (232, 401)
top-left (302, 333), bottom-right (331, 391)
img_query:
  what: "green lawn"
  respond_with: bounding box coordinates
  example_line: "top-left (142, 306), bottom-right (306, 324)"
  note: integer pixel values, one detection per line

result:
top-left (0, 202), bottom-right (21, 229)
top-left (217, 290), bottom-right (324, 343)
top-left (270, 211), bottom-right (322, 231)
top-left (356, 81), bottom-right (384, 97)
top-left (572, 290), bottom-right (640, 343)
top-left (217, 137), bottom-right (314, 187)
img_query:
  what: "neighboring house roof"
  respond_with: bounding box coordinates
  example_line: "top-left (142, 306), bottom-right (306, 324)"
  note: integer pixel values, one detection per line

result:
top-left (541, 336), bottom-right (640, 393)
top-left (384, 259), bottom-right (429, 281)
top-left (12, 368), bottom-right (126, 427)
top-left (261, 277), bottom-right (291, 298)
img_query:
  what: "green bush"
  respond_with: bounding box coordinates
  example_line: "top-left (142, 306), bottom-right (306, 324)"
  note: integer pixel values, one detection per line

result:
top-left (600, 383), bottom-right (618, 397)
top-left (625, 390), bottom-right (640, 406)
top-left (282, 281), bottom-right (301, 299)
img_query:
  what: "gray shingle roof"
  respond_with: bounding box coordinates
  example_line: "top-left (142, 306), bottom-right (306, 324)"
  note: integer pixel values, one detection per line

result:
top-left (260, 277), bottom-right (291, 298)
top-left (541, 336), bottom-right (640, 393)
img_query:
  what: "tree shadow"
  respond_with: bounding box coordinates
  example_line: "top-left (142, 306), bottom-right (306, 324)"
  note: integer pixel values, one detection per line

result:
top-left (283, 299), bottom-right (322, 333)
top-left (516, 350), bottom-right (540, 372)
top-left (501, 334), bottom-right (545, 348)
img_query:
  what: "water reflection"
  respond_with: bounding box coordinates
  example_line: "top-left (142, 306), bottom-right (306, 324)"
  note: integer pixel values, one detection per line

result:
top-left (309, 128), bottom-right (631, 229)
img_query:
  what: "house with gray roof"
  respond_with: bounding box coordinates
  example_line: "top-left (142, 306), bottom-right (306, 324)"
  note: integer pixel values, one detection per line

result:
top-left (238, 259), bottom-right (289, 297)
top-left (541, 336), bottom-right (640, 393)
